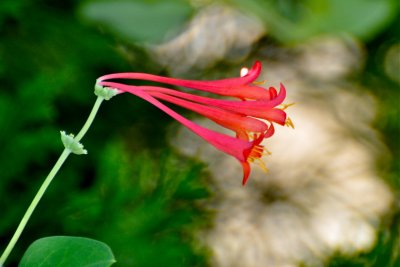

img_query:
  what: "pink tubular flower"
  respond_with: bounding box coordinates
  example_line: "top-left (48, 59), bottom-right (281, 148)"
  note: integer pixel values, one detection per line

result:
top-left (97, 61), bottom-right (292, 185)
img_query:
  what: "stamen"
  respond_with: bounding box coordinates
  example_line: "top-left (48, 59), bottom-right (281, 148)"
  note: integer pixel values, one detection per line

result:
top-left (280, 102), bottom-right (295, 110)
top-left (285, 117), bottom-right (295, 129)
top-left (256, 158), bottom-right (269, 173)
top-left (263, 147), bottom-right (272, 155)
top-left (253, 80), bottom-right (267, 85)
top-left (249, 144), bottom-right (271, 160)
top-left (247, 144), bottom-right (272, 174)
top-left (253, 148), bottom-right (264, 153)
top-left (252, 148), bottom-right (264, 154)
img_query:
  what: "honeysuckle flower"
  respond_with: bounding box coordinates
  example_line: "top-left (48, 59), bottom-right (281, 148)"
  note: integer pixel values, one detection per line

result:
top-left (97, 61), bottom-right (291, 185)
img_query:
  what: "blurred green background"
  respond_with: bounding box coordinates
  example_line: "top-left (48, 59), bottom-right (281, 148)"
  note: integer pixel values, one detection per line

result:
top-left (0, 0), bottom-right (399, 266)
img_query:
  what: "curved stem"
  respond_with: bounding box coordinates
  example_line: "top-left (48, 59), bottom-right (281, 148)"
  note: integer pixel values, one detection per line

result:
top-left (75, 96), bottom-right (104, 142)
top-left (0, 95), bottom-right (105, 266)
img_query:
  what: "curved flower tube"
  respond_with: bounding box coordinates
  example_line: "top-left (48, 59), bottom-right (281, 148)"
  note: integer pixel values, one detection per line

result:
top-left (98, 61), bottom-right (292, 185)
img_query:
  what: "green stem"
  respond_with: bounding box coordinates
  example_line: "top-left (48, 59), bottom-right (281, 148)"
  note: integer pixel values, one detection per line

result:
top-left (75, 96), bottom-right (104, 142)
top-left (0, 149), bottom-right (71, 267)
top-left (0, 96), bottom-right (105, 266)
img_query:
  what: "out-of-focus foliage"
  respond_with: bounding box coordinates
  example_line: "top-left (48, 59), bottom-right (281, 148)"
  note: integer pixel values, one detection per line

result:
top-left (324, 9), bottom-right (400, 267)
top-left (229, 0), bottom-right (398, 43)
top-left (365, 15), bottom-right (400, 188)
top-left (80, 0), bottom-right (194, 43)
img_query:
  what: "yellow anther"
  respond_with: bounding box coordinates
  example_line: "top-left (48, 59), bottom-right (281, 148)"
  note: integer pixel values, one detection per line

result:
top-left (285, 117), bottom-right (295, 129)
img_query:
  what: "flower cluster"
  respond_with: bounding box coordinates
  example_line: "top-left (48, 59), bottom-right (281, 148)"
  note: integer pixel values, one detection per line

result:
top-left (96, 61), bottom-right (292, 185)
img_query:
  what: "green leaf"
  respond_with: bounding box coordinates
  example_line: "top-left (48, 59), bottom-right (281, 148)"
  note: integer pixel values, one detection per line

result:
top-left (79, 0), bottom-right (193, 43)
top-left (19, 236), bottom-right (116, 267)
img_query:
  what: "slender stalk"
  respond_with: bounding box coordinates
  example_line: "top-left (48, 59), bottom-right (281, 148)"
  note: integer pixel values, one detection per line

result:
top-left (75, 96), bottom-right (104, 142)
top-left (0, 96), bottom-right (104, 266)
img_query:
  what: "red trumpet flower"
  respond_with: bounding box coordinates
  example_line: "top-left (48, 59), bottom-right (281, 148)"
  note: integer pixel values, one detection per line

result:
top-left (97, 61), bottom-right (292, 185)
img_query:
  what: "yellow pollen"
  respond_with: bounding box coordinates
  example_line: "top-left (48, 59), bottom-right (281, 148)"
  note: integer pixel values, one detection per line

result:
top-left (285, 117), bottom-right (295, 129)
